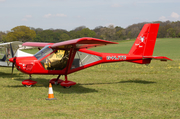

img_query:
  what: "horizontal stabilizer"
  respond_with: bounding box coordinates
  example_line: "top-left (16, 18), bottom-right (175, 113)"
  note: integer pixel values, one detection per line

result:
top-left (128, 59), bottom-right (151, 64)
top-left (143, 56), bottom-right (172, 61)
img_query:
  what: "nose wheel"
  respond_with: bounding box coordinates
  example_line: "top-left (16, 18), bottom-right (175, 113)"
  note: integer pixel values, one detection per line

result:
top-left (22, 79), bottom-right (37, 87)
top-left (22, 75), bottom-right (37, 87)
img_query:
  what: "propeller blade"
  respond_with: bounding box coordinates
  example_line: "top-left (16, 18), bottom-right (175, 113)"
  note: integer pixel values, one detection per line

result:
top-left (10, 43), bottom-right (15, 74)
top-left (12, 63), bottom-right (14, 74)
top-left (11, 57), bottom-right (16, 74)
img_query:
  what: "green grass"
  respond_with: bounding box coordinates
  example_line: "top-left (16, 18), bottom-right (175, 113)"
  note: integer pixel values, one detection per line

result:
top-left (21, 48), bottom-right (39, 54)
top-left (0, 38), bottom-right (180, 118)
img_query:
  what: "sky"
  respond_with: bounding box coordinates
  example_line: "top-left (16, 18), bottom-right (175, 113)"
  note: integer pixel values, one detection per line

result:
top-left (0, 0), bottom-right (180, 31)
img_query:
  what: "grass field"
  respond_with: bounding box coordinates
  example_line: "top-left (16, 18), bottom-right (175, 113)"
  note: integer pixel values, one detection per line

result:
top-left (0, 38), bottom-right (180, 119)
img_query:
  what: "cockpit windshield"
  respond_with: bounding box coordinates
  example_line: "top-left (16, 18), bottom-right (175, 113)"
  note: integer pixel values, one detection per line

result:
top-left (34, 45), bottom-right (53, 60)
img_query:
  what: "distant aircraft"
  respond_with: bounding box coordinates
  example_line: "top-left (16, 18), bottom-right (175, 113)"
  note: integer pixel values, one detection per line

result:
top-left (9, 24), bottom-right (172, 88)
top-left (0, 41), bottom-right (33, 67)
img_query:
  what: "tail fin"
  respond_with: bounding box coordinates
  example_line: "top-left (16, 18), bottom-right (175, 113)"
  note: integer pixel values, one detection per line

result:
top-left (128, 23), bottom-right (160, 56)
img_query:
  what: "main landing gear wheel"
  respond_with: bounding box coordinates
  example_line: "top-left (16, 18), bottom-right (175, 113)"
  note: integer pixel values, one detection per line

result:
top-left (49, 78), bottom-right (64, 85)
top-left (49, 75), bottom-right (64, 85)
top-left (60, 75), bottom-right (76, 88)
top-left (50, 75), bottom-right (76, 88)
top-left (63, 86), bottom-right (71, 89)
top-left (60, 81), bottom-right (76, 88)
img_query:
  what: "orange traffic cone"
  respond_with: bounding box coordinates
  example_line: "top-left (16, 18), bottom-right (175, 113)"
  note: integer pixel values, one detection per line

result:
top-left (46, 83), bottom-right (56, 100)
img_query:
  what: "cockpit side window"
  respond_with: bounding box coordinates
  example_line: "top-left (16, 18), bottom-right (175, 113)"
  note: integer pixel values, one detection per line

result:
top-left (34, 46), bottom-right (53, 60)
top-left (71, 51), bottom-right (102, 69)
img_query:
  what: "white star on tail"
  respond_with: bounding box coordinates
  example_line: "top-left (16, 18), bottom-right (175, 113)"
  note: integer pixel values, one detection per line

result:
top-left (140, 36), bottom-right (145, 42)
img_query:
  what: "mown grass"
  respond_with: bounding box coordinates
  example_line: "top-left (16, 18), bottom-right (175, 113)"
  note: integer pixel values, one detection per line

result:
top-left (0, 38), bottom-right (180, 119)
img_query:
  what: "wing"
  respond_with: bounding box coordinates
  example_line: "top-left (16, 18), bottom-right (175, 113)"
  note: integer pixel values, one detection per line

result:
top-left (0, 41), bottom-right (22, 50)
top-left (22, 42), bottom-right (54, 47)
top-left (51, 37), bottom-right (118, 49)
top-left (22, 37), bottom-right (118, 49)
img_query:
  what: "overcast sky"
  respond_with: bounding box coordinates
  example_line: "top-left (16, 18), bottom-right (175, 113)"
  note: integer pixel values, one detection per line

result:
top-left (0, 0), bottom-right (179, 31)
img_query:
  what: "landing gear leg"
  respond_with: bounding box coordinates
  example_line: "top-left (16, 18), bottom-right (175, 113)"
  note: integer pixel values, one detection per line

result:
top-left (55, 75), bottom-right (61, 85)
top-left (29, 75), bottom-right (32, 80)
top-left (49, 75), bottom-right (64, 85)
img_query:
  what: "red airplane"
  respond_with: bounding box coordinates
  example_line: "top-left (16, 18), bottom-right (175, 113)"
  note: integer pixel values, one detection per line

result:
top-left (9, 23), bottom-right (172, 88)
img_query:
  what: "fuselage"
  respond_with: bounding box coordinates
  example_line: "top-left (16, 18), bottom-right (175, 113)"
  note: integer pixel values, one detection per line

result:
top-left (9, 45), bottom-right (146, 75)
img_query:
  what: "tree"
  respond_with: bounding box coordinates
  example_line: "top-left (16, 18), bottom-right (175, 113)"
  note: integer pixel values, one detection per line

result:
top-left (33, 30), bottom-right (55, 42)
top-left (31, 27), bottom-right (43, 34)
top-left (93, 26), bottom-right (104, 38)
top-left (106, 25), bottom-right (116, 40)
top-left (115, 29), bottom-right (123, 40)
top-left (0, 31), bottom-right (6, 42)
top-left (177, 32), bottom-right (180, 37)
top-left (100, 25), bottom-right (116, 40)
top-left (158, 24), bottom-right (171, 38)
top-left (167, 28), bottom-right (177, 38)
top-left (125, 22), bottom-right (146, 39)
top-left (59, 33), bottom-right (70, 41)
top-left (80, 28), bottom-right (96, 37)
top-left (69, 27), bottom-right (96, 39)
top-left (73, 26), bottom-right (86, 31)
top-left (5, 26), bottom-right (36, 42)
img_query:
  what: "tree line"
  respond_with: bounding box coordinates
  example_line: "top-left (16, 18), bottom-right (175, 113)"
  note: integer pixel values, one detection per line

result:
top-left (0, 21), bottom-right (180, 43)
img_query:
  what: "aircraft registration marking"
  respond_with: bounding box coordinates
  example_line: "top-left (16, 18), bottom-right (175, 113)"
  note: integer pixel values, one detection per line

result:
top-left (106, 56), bottom-right (126, 60)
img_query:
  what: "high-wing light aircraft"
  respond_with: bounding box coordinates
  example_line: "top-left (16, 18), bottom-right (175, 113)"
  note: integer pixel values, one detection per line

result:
top-left (0, 41), bottom-right (33, 67)
top-left (9, 24), bottom-right (172, 88)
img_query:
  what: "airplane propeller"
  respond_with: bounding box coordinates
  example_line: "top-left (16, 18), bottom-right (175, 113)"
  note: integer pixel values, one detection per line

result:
top-left (11, 57), bottom-right (17, 74)
top-left (9, 43), bottom-right (16, 74)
